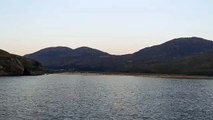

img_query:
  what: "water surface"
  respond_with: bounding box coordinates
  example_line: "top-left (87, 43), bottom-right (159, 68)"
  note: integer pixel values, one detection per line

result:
top-left (1, 74), bottom-right (213, 120)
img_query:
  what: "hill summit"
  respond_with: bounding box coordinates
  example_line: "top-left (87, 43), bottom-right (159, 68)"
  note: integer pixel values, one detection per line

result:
top-left (25, 37), bottom-right (213, 76)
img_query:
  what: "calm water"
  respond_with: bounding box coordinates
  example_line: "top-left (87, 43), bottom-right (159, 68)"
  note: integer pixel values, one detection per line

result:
top-left (0, 74), bottom-right (213, 120)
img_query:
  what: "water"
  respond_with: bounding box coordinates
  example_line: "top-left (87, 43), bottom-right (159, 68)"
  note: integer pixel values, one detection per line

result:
top-left (0, 74), bottom-right (213, 120)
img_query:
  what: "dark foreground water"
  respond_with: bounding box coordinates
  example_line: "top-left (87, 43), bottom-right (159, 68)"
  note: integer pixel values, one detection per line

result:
top-left (0, 74), bottom-right (213, 120)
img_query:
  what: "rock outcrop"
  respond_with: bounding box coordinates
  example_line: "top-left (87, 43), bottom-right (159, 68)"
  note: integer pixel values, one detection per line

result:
top-left (0, 49), bottom-right (43, 76)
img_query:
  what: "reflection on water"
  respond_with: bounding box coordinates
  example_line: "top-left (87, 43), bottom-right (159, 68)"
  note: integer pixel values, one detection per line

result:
top-left (1, 74), bottom-right (213, 120)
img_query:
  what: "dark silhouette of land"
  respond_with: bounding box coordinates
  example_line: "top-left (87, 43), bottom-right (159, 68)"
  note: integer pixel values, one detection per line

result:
top-left (0, 49), bottom-right (43, 76)
top-left (24, 37), bottom-right (213, 76)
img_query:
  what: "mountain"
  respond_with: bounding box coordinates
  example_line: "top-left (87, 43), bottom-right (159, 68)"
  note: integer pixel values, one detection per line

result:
top-left (25, 37), bottom-right (213, 76)
top-left (122, 37), bottom-right (213, 74)
top-left (140, 51), bottom-right (213, 76)
top-left (133, 37), bottom-right (213, 60)
top-left (0, 49), bottom-right (43, 76)
top-left (25, 47), bottom-right (74, 67)
top-left (25, 46), bottom-right (111, 70)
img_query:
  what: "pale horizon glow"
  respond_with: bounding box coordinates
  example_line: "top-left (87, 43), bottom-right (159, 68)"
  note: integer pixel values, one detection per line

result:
top-left (0, 0), bottom-right (213, 55)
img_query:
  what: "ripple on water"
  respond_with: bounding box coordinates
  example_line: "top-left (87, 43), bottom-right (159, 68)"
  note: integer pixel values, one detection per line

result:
top-left (0, 74), bottom-right (213, 120)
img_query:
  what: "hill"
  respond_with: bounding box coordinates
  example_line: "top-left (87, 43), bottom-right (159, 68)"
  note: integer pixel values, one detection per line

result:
top-left (25, 46), bottom-right (111, 70)
top-left (133, 37), bottom-right (213, 60)
top-left (25, 37), bottom-right (213, 76)
top-left (0, 49), bottom-right (43, 76)
top-left (141, 51), bottom-right (213, 76)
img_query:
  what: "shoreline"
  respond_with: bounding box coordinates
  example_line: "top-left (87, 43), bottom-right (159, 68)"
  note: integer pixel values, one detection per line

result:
top-left (54, 72), bottom-right (213, 79)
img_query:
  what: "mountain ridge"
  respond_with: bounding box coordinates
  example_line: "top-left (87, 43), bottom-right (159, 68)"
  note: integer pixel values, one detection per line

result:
top-left (133, 37), bottom-right (213, 60)
top-left (25, 37), bottom-right (213, 76)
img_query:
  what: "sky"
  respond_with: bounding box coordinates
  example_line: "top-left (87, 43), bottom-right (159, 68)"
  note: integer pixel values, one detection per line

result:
top-left (0, 0), bottom-right (213, 55)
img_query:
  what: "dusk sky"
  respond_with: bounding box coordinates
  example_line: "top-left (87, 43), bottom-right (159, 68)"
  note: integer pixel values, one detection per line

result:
top-left (0, 0), bottom-right (213, 55)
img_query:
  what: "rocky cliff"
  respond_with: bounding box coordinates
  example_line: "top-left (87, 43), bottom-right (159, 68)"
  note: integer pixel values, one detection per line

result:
top-left (0, 49), bottom-right (43, 76)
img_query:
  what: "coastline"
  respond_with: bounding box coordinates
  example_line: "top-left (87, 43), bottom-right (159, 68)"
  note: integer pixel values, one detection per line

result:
top-left (55, 72), bottom-right (213, 79)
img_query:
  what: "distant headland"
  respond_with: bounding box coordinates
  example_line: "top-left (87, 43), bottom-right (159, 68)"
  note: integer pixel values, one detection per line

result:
top-left (1, 37), bottom-right (213, 76)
